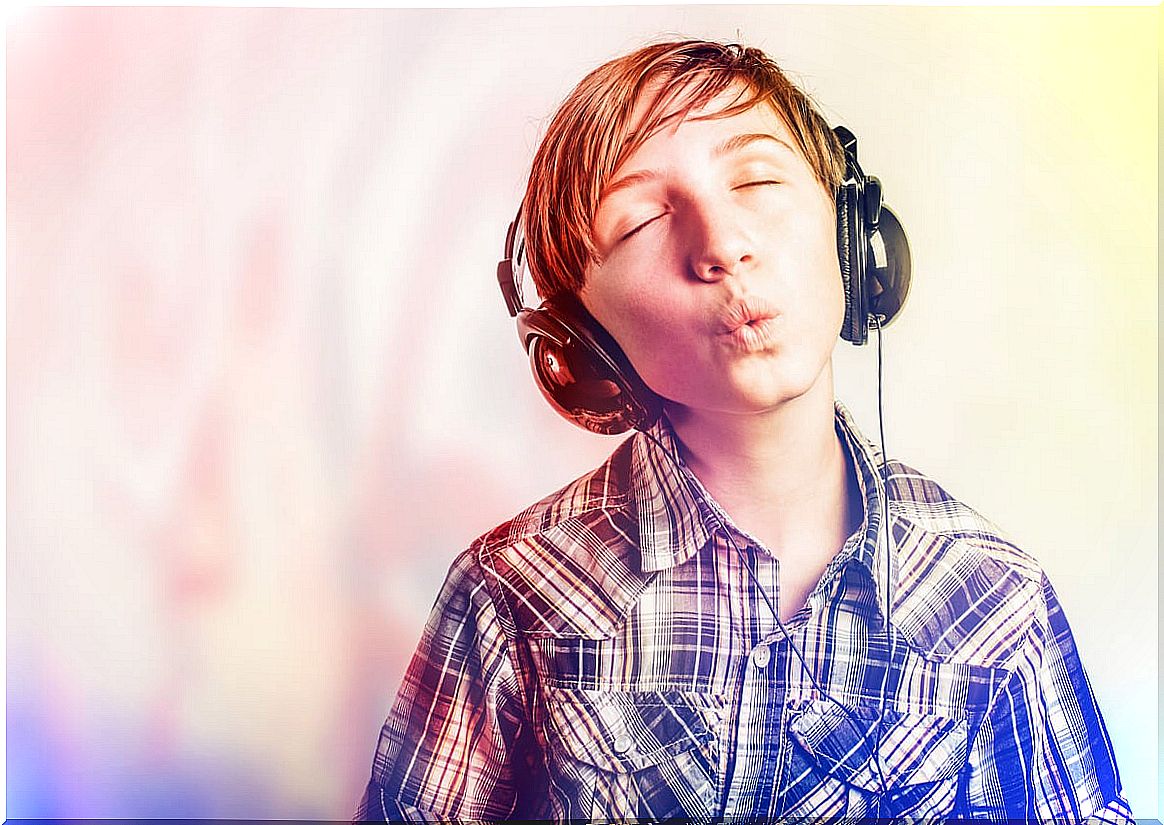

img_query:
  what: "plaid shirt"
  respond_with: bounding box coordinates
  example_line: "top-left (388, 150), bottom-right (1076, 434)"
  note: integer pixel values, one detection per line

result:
top-left (356, 402), bottom-right (1131, 822)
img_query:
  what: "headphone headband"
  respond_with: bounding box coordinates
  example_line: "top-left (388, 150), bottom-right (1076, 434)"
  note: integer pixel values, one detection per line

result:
top-left (497, 212), bottom-right (526, 318)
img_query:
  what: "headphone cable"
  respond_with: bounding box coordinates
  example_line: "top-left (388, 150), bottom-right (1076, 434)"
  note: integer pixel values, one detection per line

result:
top-left (869, 312), bottom-right (896, 818)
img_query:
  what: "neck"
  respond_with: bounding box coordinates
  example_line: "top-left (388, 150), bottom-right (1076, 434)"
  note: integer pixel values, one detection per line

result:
top-left (665, 368), bottom-right (862, 561)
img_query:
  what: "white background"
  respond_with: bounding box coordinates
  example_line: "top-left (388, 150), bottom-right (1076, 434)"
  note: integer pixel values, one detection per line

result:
top-left (7, 5), bottom-right (1158, 817)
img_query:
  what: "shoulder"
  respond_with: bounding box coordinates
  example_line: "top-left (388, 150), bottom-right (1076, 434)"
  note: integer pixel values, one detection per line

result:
top-left (466, 436), bottom-right (647, 639)
top-left (884, 460), bottom-right (1048, 670)
top-left (884, 462), bottom-right (1042, 578)
top-left (473, 435), bottom-right (638, 555)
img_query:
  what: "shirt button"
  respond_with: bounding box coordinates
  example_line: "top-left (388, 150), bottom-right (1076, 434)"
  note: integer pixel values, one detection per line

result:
top-left (752, 643), bottom-right (771, 669)
top-left (612, 735), bottom-right (633, 755)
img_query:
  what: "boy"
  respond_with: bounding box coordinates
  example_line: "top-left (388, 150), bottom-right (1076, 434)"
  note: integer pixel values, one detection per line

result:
top-left (356, 40), bottom-right (1129, 822)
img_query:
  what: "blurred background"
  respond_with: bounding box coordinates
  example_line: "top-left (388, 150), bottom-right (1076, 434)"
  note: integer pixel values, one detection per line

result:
top-left (6, 5), bottom-right (1158, 818)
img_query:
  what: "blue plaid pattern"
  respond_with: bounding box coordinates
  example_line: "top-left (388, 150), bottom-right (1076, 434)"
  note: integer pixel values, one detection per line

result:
top-left (355, 402), bottom-right (1130, 822)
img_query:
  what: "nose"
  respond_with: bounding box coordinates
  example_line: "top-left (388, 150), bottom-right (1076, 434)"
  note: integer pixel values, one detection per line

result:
top-left (688, 199), bottom-right (755, 283)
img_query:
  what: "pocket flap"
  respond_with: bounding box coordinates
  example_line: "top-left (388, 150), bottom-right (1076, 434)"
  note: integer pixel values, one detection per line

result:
top-left (545, 688), bottom-right (723, 773)
top-left (788, 700), bottom-right (968, 792)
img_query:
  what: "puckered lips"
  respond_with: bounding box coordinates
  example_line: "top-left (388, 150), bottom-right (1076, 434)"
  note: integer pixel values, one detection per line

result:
top-left (715, 296), bottom-right (782, 353)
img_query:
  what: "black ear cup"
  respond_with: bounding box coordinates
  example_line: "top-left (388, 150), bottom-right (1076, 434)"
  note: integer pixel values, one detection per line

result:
top-left (866, 205), bottom-right (911, 329)
top-left (834, 126), bottom-right (912, 345)
top-left (516, 293), bottom-right (663, 435)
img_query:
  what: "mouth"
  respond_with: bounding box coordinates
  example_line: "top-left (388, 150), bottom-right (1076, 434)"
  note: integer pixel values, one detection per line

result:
top-left (717, 297), bottom-right (780, 333)
top-left (716, 297), bottom-right (781, 352)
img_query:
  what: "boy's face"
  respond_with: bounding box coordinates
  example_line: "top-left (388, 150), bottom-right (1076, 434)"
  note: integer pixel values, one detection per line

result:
top-left (579, 88), bottom-right (843, 420)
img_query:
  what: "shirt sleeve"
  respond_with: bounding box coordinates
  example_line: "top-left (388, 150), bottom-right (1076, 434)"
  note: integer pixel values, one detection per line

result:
top-left (354, 548), bottom-right (546, 821)
top-left (963, 572), bottom-right (1131, 823)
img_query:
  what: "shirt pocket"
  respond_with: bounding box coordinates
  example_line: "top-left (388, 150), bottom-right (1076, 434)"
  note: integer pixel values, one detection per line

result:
top-left (780, 699), bottom-right (968, 821)
top-left (542, 687), bottom-right (725, 820)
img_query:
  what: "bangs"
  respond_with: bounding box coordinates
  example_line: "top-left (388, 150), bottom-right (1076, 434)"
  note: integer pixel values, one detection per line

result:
top-left (521, 40), bottom-right (845, 299)
top-left (611, 73), bottom-right (766, 187)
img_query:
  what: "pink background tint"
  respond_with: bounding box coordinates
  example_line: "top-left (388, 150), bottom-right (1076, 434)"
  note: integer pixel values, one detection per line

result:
top-left (7, 6), bottom-right (1158, 818)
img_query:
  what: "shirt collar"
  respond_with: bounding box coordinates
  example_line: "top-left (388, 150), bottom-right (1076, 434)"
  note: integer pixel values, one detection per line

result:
top-left (833, 400), bottom-right (896, 628)
top-left (630, 415), bottom-right (718, 574)
top-left (631, 400), bottom-right (896, 626)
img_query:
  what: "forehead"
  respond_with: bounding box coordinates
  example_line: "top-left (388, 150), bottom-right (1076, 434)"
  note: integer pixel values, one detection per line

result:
top-left (615, 85), bottom-right (801, 172)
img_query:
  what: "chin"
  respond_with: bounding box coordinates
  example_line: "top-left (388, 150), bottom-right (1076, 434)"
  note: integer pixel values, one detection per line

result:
top-left (666, 380), bottom-right (815, 419)
top-left (651, 351), bottom-right (833, 417)
top-left (728, 357), bottom-right (826, 409)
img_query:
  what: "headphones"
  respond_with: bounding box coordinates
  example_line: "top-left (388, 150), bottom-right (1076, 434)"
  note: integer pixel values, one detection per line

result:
top-left (496, 125), bottom-right (912, 435)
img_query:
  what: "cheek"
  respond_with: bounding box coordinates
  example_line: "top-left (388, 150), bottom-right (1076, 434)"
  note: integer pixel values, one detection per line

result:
top-left (581, 275), bottom-right (681, 368)
top-left (598, 296), bottom-right (705, 396)
top-left (781, 221), bottom-right (845, 333)
top-left (813, 210), bottom-right (846, 329)
top-left (818, 271), bottom-right (846, 342)
top-left (615, 303), bottom-right (691, 371)
top-left (824, 263), bottom-right (847, 326)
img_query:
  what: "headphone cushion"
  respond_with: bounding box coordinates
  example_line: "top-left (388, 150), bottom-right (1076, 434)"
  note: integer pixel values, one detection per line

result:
top-left (836, 183), bottom-right (864, 344)
top-left (518, 294), bottom-right (663, 434)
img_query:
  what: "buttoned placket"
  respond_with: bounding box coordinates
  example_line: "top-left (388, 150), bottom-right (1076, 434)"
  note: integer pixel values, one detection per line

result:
top-left (717, 529), bottom-right (873, 819)
top-left (717, 537), bottom-right (788, 816)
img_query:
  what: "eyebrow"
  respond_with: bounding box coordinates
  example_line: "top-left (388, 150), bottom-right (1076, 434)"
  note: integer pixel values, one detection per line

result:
top-left (600, 133), bottom-right (798, 201)
top-left (600, 169), bottom-right (661, 201)
top-left (714, 132), bottom-right (798, 158)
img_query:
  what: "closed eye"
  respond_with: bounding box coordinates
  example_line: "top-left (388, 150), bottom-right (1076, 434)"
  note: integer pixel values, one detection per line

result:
top-left (619, 213), bottom-right (665, 242)
top-left (735, 180), bottom-right (780, 190)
